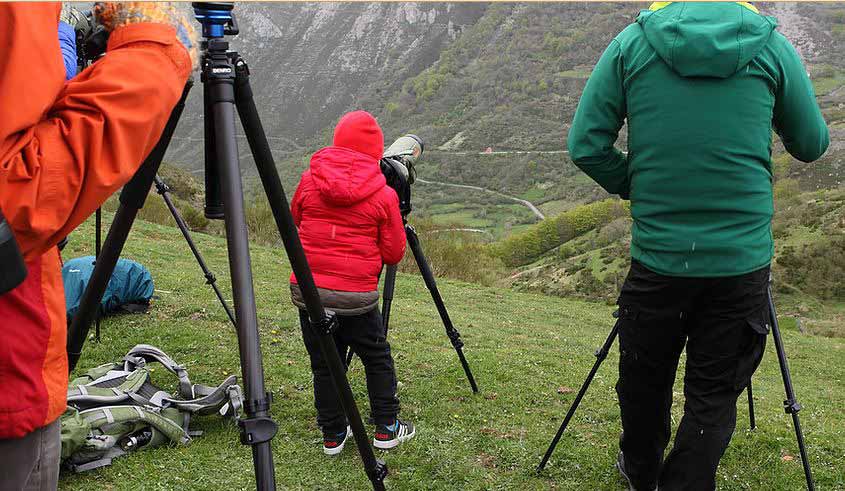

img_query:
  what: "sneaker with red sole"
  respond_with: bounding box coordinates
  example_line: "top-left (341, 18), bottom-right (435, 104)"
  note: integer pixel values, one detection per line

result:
top-left (373, 419), bottom-right (415, 450)
top-left (323, 426), bottom-right (351, 456)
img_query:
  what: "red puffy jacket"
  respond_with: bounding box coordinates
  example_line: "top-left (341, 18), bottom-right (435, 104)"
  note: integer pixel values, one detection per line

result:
top-left (290, 111), bottom-right (406, 292)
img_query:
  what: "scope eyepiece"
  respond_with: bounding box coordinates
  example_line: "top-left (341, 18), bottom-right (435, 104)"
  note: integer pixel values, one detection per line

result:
top-left (406, 134), bottom-right (424, 154)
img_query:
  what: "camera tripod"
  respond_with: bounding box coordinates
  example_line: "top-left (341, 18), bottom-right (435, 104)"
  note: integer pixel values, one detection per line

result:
top-left (536, 281), bottom-right (815, 490)
top-left (84, 175), bottom-right (238, 342)
top-left (345, 222), bottom-right (479, 394)
top-left (153, 175), bottom-right (237, 327)
top-left (67, 4), bottom-right (388, 490)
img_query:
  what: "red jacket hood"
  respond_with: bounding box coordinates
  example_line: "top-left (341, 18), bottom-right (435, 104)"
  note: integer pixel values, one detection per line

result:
top-left (333, 110), bottom-right (383, 160)
top-left (308, 146), bottom-right (387, 206)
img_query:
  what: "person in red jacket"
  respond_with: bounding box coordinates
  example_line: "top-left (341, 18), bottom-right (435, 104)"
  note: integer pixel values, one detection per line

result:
top-left (290, 110), bottom-right (415, 454)
top-left (0, 3), bottom-right (195, 489)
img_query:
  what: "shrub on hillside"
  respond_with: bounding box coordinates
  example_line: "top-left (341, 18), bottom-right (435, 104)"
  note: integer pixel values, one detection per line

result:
top-left (137, 194), bottom-right (174, 227)
top-left (772, 153), bottom-right (793, 181)
top-left (776, 236), bottom-right (845, 300)
top-left (397, 219), bottom-right (506, 286)
top-left (245, 199), bottom-right (280, 246)
top-left (182, 205), bottom-right (210, 232)
top-left (597, 217), bottom-right (631, 245)
top-left (774, 178), bottom-right (802, 209)
top-left (493, 199), bottom-right (629, 266)
top-left (158, 162), bottom-right (203, 202)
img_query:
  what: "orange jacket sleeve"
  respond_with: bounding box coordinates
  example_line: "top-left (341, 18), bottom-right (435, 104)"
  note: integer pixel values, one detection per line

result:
top-left (0, 3), bottom-right (192, 260)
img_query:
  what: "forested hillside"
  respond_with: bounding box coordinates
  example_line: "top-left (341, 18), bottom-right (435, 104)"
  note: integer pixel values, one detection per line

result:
top-left (152, 2), bottom-right (845, 334)
top-left (163, 2), bottom-right (845, 236)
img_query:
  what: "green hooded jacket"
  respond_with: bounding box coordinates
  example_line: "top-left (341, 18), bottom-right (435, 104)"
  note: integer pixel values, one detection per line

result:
top-left (567, 2), bottom-right (829, 277)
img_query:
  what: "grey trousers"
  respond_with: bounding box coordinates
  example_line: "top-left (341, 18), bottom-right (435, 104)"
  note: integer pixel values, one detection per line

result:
top-left (0, 419), bottom-right (61, 491)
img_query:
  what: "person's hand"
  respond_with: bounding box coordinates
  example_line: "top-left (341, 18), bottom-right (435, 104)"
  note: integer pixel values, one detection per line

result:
top-left (93, 2), bottom-right (198, 68)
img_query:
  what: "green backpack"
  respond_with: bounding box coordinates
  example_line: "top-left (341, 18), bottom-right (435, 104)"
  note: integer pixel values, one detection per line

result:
top-left (61, 344), bottom-right (243, 472)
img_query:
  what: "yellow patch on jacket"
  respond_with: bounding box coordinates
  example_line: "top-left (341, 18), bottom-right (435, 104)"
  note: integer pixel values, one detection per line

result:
top-left (649, 2), bottom-right (759, 14)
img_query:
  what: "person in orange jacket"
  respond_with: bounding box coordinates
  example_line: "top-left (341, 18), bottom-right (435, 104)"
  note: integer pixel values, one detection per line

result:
top-left (0, 3), bottom-right (196, 489)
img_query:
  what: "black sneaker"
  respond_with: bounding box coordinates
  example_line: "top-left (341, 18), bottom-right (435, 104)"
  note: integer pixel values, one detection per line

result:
top-left (373, 419), bottom-right (415, 450)
top-left (616, 452), bottom-right (657, 491)
top-left (323, 426), bottom-right (351, 456)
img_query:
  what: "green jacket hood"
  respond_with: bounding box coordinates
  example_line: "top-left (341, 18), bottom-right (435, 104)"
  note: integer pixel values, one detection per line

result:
top-left (636, 2), bottom-right (778, 78)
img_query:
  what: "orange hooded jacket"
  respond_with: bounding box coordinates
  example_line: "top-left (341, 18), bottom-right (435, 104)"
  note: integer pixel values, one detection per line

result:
top-left (0, 3), bottom-right (192, 439)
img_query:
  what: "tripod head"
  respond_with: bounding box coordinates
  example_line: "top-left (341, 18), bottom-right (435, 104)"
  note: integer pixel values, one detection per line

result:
top-left (192, 2), bottom-right (239, 39)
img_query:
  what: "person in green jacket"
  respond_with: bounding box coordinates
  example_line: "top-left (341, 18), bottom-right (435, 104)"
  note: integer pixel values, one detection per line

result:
top-left (567, 2), bottom-right (828, 490)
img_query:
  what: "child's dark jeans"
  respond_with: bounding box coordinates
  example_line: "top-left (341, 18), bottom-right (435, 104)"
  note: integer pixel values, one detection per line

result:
top-left (299, 308), bottom-right (400, 431)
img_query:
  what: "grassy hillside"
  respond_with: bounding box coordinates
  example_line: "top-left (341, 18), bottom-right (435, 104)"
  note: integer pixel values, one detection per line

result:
top-left (59, 213), bottom-right (844, 490)
top-left (142, 164), bottom-right (844, 338)
top-left (507, 185), bottom-right (845, 336)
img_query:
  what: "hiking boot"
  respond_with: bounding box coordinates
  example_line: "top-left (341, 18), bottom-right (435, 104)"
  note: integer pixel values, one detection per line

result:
top-left (616, 452), bottom-right (658, 491)
top-left (323, 426), bottom-right (351, 456)
top-left (373, 419), bottom-right (415, 450)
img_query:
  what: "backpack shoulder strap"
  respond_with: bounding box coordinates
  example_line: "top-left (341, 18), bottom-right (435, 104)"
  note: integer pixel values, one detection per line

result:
top-left (67, 368), bottom-right (153, 408)
top-left (69, 362), bottom-right (123, 386)
top-left (163, 375), bottom-right (242, 418)
top-left (125, 344), bottom-right (193, 399)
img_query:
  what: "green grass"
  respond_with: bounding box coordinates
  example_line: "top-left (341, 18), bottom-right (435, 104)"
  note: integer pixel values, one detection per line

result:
top-left (520, 188), bottom-right (547, 203)
top-left (60, 215), bottom-right (845, 490)
top-left (778, 225), bottom-right (828, 249)
top-left (538, 199), bottom-right (580, 217)
top-left (427, 204), bottom-right (494, 229)
top-left (556, 68), bottom-right (592, 79)
top-left (422, 200), bottom-right (537, 239)
top-left (811, 68), bottom-right (845, 96)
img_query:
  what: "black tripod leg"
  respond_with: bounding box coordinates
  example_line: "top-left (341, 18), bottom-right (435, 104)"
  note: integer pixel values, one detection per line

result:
top-left (382, 264), bottom-right (398, 332)
top-left (537, 319), bottom-right (620, 472)
top-left (768, 286), bottom-right (815, 490)
top-left (346, 264), bottom-right (397, 368)
top-left (747, 381), bottom-right (756, 430)
top-left (94, 207), bottom-right (102, 342)
top-left (405, 225), bottom-right (479, 393)
top-left (233, 58), bottom-right (387, 491)
top-left (204, 53), bottom-right (278, 491)
top-left (154, 176), bottom-right (237, 327)
top-left (66, 82), bottom-right (192, 372)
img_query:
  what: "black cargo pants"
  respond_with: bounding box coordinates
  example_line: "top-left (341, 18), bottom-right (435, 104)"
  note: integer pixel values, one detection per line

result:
top-left (300, 308), bottom-right (400, 432)
top-left (616, 260), bottom-right (770, 491)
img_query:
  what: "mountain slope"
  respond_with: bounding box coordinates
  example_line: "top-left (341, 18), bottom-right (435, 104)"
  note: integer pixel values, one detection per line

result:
top-left (164, 2), bottom-right (487, 170)
top-left (162, 2), bottom-right (845, 237)
top-left (373, 2), bottom-right (845, 151)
